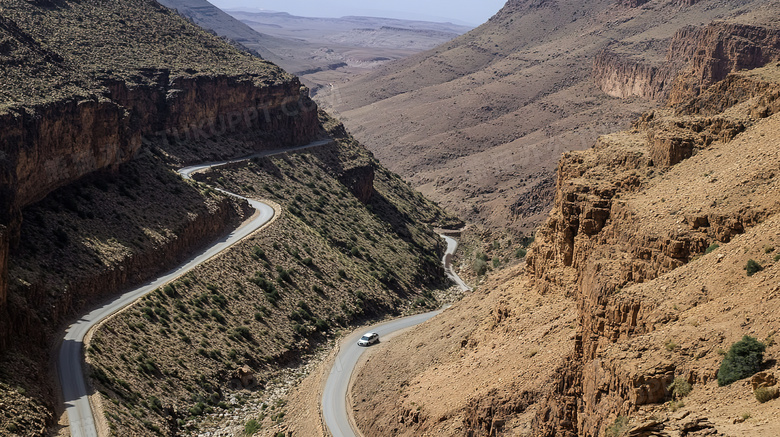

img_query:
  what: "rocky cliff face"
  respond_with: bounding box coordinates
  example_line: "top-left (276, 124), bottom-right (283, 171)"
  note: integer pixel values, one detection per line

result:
top-left (667, 23), bottom-right (780, 104)
top-left (527, 66), bottom-right (780, 436)
top-left (593, 22), bottom-right (780, 103)
top-left (339, 165), bottom-right (376, 203)
top-left (592, 50), bottom-right (677, 100)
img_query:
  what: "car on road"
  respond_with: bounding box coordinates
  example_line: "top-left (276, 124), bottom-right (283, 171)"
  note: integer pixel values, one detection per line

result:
top-left (357, 332), bottom-right (379, 346)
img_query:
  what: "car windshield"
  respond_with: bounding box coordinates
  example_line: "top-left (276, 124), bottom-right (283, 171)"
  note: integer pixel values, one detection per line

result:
top-left (360, 335), bottom-right (371, 341)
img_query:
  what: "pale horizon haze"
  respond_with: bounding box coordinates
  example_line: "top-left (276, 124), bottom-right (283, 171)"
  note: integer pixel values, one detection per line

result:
top-left (207, 0), bottom-right (507, 26)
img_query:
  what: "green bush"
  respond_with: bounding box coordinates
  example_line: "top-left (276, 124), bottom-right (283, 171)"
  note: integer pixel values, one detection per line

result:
top-left (605, 415), bottom-right (629, 437)
top-left (244, 419), bottom-right (261, 436)
top-left (754, 387), bottom-right (779, 403)
top-left (705, 243), bottom-right (719, 254)
top-left (515, 248), bottom-right (527, 259)
top-left (668, 377), bottom-right (692, 399)
top-left (148, 396), bottom-right (163, 412)
top-left (163, 284), bottom-right (177, 297)
top-left (746, 259), bottom-right (763, 276)
top-left (473, 259), bottom-right (488, 276)
top-left (717, 336), bottom-right (766, 386)
top-left (314, 318), bottom-right (329, 332)
top-left (774, 254), bottom-right (780, 262)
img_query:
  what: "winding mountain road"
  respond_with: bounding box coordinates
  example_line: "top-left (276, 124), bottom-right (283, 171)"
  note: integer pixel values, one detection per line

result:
top-left (322, 232), bottom-right (471, 437)
top-left (58, 139), bottom-right (332, 437)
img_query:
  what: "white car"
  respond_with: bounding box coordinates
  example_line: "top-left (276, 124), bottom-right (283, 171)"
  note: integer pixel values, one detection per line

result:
top-left (357, 332), bottom-right (379, 346)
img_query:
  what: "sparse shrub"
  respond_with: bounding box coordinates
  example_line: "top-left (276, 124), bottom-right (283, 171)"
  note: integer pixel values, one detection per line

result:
top-left (705, 243), bottom-right (719, 254)
top-left (775, 254), bottom-right (780, 262)
top-left (292, 323), bottom-right (306, 336)
top-left (492, 258), bottom-right (501, 268)
top-left (189, 402), bottom-right (206, 416)
top-left (668, 377), bottom-right (692, 399)
top-left (754, 387), bottom-right (779, 403)
top-left (515, 248), bottom-right (527, 259)
top-left (148, 396), bottom-right (163, 413)
top-left (234, 326), bottom-right (252, 340)
top-left (665, 340), bottom-right (678, 351)
top-left (473, 259), bottom-right (488, 276)
top-left (717, 335), bottom-right (766, 386)
top-left (605, 415), bottom-right (629, 437)
top-left (338, 269), bottom-right (347, 279)
top-left (163, 284), bottom-right (176, 297)
top-left (276, 266), bottom-right (292, 283)
top-left (265, 289), bottom-right (281, 305)
top-left (207, 309), bottom-right (224, 324)
top-left (668, 400), bottom-right (685, 412)
top-left (746, 259), bottom-right (763, 276)
top-left (244, 419), bottom-right (261, 436)
top-left (315, 318), bottom-right (329, 332)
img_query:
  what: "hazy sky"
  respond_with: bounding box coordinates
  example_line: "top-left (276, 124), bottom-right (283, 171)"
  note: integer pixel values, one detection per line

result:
top-left (208, 0), bottom-right (507, 26)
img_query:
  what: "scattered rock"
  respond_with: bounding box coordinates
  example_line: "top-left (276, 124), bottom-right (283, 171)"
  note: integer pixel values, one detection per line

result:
top-left (750, 371), bottom-right (777, 391)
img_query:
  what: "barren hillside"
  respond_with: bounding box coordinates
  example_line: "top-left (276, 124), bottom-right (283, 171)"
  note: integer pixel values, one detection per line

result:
top-left (325, 0), bottom-right (775, 234)
top-left (346, 60), bottom-right (780, 436)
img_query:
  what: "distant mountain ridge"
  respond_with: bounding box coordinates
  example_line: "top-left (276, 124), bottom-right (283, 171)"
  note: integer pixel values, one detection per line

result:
top-left (157, 0), bottom-right (470, 89)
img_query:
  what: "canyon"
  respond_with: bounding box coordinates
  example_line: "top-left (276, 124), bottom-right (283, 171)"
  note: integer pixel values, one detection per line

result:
top-left (325, 0), bottom-right (779, 235)
top-left (2, 0), bottom-right (780, 436)
top-left (346, 33), bottom-right (780, 437)
top-left (0, 0), bottom-right (454, 435)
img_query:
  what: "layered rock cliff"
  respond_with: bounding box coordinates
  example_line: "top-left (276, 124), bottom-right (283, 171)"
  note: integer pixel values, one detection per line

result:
top-left (528, 64), bottom-right (780, 436)
top-left (593, 21), bottom-right (780, 103)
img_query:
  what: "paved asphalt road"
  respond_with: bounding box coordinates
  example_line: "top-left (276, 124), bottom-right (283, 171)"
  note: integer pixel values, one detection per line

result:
top-left (58, 139), bottom-right (332, 437)
top-left (441, 235), bottom-right (472, 293)
top-left (322, 233), bottom-right (470, 437)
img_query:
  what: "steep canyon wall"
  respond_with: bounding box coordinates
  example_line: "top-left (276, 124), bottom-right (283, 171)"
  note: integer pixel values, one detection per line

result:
top-left (0, 73), bottom-right (320, 348)
top-left (528, 68), bottom-right (780, 436)
top-left (593, 22), bottom-right (780, 103)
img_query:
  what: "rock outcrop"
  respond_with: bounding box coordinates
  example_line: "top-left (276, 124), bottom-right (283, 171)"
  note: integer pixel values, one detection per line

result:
top-left (667, 23), bottom-right (780, 104)
top-left (527, 64), bottom-right (780, 436)
top-left (339, 165), bottom-right (376, 204)
top-left (592, 50), bottom-right (677, 100)
top-left (593, 22), bottom-right (780, 103)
